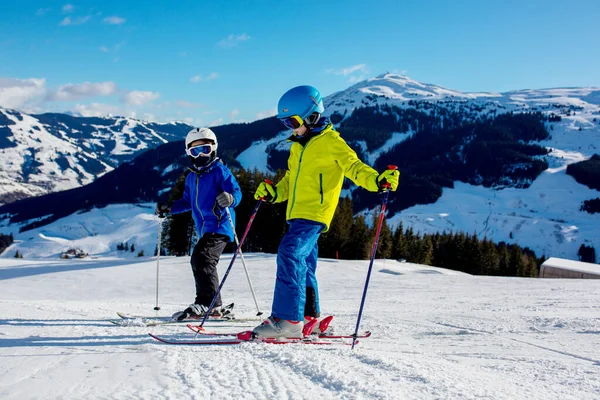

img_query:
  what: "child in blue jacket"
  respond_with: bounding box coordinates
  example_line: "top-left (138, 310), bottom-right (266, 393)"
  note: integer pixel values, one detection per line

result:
top-left (155, 127), bottom-right (242, 320)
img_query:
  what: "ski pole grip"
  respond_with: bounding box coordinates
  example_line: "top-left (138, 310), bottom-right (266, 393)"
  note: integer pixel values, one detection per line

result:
top-left (259, 179), bottom-right (274, 201)
top-left (381, 166), bottom-right (398, 189)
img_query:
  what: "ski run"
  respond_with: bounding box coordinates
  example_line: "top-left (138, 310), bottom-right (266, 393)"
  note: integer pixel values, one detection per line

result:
top-left (1, 254), bottom-right (599, 399)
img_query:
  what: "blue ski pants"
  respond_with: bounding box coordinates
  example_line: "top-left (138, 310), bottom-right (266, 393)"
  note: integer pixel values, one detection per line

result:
top-left (272, 219), bottom-right (325, 321)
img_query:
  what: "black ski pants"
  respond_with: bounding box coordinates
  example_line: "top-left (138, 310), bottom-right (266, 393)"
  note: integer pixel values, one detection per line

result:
top-left (191, 233), bottom-right (228, 307)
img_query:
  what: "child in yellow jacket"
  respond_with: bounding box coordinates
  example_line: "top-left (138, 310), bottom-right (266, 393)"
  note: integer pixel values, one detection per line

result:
top-left (252, 85), bottom-right (399, 338)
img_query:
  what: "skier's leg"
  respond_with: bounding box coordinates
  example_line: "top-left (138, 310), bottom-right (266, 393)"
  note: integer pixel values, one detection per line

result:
top-left (304, 241), bottom-right (320, 318)
top-left (271, 219), bottom-right (323, 321)
top-left (191, 233), bottom-right (228, 308)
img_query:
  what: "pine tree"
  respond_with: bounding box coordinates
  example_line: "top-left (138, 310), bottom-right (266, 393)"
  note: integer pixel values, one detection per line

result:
top-left (131, 243), bottom-right (135, 252)
top-left (508, 245), bottom-right (522, 276)
top-left (347, 215), bottom-right (371, 259)
top-left (481, 238), bottom-right (500, 275)
top-left (529, 257), bottom-right (539, 277)
top-left (420, 235), bottom-right (434, 265)
top-left (374, 215), bottom-right (393, 259)
top-left (498, 244), bottom-right (510, 275)
top-left (319, 197), bottom-right (354, 258)
top-left (392, 223), bottom-right (409, 260)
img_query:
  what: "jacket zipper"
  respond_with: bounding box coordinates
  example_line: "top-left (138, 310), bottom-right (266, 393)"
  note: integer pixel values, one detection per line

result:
top-left (319, 173), bottom-right (323, 204)
top-left (288, 136), bottom-right (321, 218)
top-left (195, 175), bottom-right (205, 237)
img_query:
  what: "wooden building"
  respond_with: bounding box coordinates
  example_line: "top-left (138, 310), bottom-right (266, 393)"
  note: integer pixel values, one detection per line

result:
top-left (539, 257), bottom-right (600, 279)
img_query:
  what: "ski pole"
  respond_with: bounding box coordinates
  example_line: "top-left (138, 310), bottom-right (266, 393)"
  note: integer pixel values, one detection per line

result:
top-left (199, 195), bottom-right (265, 328)
top-left (225, 207), bottom-right (263, 316)
top-left (351, 166), bottom-right (397, 349)
top-left (154, 212), bottom-right (166, 312)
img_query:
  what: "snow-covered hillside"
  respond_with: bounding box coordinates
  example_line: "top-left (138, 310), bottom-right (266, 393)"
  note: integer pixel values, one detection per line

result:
top-left (1, 254), bottom-right (599, 399)
top-left (239, 74), bottom-right (600, 261)
top-left (0, 203), bottom-right (158, 259)
top-left (2, 75), bottom-right (600, 261)
top-left (0, 108), bottom-right (191, 204)
top-left (387, 164), bottom-right (600, 260)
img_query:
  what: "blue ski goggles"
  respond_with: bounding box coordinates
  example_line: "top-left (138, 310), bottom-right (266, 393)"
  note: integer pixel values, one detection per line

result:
top-left (186, 144), bottom-right (213, 158)
top-left (279, 115), bottom-right (304, 130)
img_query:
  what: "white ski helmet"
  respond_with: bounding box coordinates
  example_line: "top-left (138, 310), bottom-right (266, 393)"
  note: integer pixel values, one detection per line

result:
top-left (185, 127), bottom-right (218, 153)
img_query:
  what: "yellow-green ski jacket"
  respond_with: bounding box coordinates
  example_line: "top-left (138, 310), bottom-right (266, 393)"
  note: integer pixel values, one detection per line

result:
top-left (273, 123), bottom-right (379, 231)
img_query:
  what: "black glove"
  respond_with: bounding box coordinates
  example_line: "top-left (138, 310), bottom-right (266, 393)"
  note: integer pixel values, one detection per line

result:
top-left (155, 202), bottom-right (170, 217)
top-left (216, 192), bottom-right (234, 207)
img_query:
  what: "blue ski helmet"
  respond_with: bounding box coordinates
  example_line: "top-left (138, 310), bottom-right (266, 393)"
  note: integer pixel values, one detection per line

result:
top-left (277, 85), bottom-right (325, 123)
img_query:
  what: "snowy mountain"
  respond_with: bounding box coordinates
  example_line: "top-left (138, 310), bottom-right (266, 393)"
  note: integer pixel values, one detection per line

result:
top-left (1, 74), bottom-right (600, 261)
top-left (0, 107), bottom-right (193, 205)
top-left (1, 253), bottom-right (599, 399)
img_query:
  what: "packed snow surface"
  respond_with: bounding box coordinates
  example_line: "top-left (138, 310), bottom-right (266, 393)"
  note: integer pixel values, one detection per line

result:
top-left (1, 254), bottom-right (599, 399)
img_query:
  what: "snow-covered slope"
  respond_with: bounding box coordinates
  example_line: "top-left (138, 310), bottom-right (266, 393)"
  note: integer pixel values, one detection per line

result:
top-left (0, 203), bottom-right (158, 259)
top-left (323, 73), bottom-right (600, 115)
top-left (234, 74), bottom-right (600, 261)
top-left (0, 108), bottom-right (192, 204)
top-left (0, 254), bottom-right (599, 399)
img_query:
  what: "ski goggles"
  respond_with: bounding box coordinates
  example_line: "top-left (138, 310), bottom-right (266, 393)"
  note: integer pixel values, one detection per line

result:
top-left (279, 115), bottom-right (304, 130)
top-left (186, 144), bottom-right (213, 158)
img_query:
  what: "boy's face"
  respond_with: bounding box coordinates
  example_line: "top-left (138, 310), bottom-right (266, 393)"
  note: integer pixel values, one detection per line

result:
top-left (294, 125), bottom-right (308, 136)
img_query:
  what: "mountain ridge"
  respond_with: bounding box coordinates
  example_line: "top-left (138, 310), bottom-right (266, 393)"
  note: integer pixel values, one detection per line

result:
top-left (1, 74), bottom-right (599, 260)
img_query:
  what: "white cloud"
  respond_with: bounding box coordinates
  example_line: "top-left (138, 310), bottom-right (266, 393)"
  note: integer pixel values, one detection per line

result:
top-left (217, 33), bottom-right (250, 48)
top-left (208, 118), bottom-right (224, 127)
top-left (62, 4), bottom-right (74, 13)
top-left (121, 90), bottom-right (160, 106)
top-left (50, 81), bottom-right (118, 101)
top-left (326, 64), bottom-right (369, 83)
top-left (100, 46), bottom-right (109, 52)
top-left (59, 15), bottom-right (90, 26)
top-left (74, 102), bottom-right (122, 117)
top-left (256, 108), bottom-right (277, 120)
top-left (103, 16), bottom-right (126, 25)
top-left (36, 8), bottom-right (51, 16)
top-left (326, 64), bottom-right (368, 77)
top-left (179, 51), bottom-right (187, 57)
top-left (190, 72), bottom-right (219, 83)
top-left (0, 77), bottom-right (47, 109)
top-left (113, 57), bottom-right (120, 63)
top-left (230, 109), bottom-right (239, 119)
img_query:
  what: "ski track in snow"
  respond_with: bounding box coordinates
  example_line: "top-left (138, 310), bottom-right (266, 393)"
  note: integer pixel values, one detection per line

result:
top-left (1, 255), bottom-right (600, 399)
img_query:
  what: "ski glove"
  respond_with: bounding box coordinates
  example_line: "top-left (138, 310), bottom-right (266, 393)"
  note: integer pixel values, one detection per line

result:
top-left (155, 202), bottom-right (171, 217)
top-left (216, 192), bottom-right (234, 207)
top-left (376, 169), bottom-right (400, 191)
top-left (254, 181), bottom-right (276, 202)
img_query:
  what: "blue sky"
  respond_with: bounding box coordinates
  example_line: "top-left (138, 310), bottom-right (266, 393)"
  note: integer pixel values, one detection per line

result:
top-left (1, 0), bottom-right (599, 125)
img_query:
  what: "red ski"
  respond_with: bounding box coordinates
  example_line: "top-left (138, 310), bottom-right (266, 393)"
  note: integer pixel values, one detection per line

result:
top-left (148, 332), bottom-right (347, 346)
top-left (186, 324), bottom-right (372, 340)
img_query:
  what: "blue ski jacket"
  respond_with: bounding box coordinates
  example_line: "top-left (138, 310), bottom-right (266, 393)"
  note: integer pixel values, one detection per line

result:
top-left (171, 159), bottom-right (242, 242)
